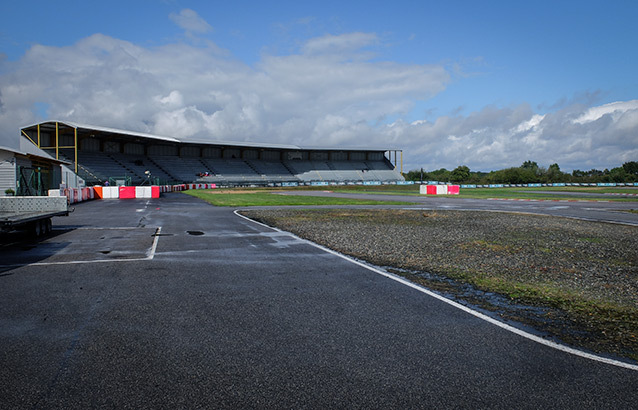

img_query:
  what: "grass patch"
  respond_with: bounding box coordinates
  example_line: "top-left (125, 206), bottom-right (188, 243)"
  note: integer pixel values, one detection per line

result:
top-left (184, 189), bottom-right (412, 207)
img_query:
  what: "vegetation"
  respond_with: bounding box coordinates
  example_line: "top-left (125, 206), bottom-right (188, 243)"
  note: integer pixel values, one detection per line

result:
top-left (404, 160), bottom-right (638, 184)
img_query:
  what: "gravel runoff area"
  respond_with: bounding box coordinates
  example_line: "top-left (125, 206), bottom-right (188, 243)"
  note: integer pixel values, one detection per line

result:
top-left (240, 209), bottom-right (638, 362)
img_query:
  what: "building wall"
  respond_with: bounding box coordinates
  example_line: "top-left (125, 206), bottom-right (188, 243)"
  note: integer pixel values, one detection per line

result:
top-left (0, 150), bottom-right (17, 195)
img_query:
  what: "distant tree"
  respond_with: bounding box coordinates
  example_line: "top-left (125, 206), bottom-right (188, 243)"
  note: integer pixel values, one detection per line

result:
top-left (406, 161), bottom-right (634, 185)
top-left (487, 167), bottom-right (537, 184)
top-left (403, 170), bottom-right (419, 181)
top-left (521, 160), bottom-right (540, 175)
top-left (404, 169), bottom-right (433, 181)
top-left (609, 167), bottom-right (628, 182)
top-left (545, 163), bottom-right (568, 182)
top-left (622, 161), bottom-right (638, 176)
top-left (429, 168), bottom-right (451, 182)
top-left (450, 165), bottom-right (471, 182)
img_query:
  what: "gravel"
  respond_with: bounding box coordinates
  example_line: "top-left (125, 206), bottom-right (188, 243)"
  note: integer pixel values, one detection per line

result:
top-left (240, 208), bottom-right (638, 360)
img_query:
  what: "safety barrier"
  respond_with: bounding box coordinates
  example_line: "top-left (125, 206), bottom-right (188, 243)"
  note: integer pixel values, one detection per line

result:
top-left (49, 183), bottom-right (217, 203)
top-left (420, 184), bottom-right (460, 195)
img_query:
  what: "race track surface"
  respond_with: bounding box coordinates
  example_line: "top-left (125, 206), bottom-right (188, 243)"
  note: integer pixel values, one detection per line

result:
top-left (0, 193), bottom-right (636, 409)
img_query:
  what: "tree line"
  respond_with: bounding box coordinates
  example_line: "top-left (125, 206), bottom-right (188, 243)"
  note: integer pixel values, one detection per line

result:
top-left (403, 161), bottom-right (638, 184)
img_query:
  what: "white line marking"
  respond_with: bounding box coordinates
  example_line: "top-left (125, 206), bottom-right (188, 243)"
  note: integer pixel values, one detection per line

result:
top-left (147, 226), bottom-right (161, 259)
top-left (1, 226), bottom-right (162, 268)
top-left (234, 210), bottom-right (638, 372)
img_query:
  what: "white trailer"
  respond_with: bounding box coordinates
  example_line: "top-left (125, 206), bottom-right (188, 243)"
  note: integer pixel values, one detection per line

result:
top-left (0, 196), bottom-right (69, 237)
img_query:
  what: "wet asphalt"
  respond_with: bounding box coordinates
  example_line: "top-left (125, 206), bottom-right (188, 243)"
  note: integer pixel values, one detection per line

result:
top-left (0, 193), bottom-right (637, 409)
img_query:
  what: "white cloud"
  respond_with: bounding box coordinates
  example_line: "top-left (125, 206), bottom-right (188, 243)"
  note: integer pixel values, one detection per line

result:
top-left (386, 102), bottom-right (638, 172)
top-left (572, 100), bottom-right (638, 124)
top-left (156, 90), bottom-right (184, 108)
top-left (169, 9), bottom-right (213, 34)
top-left (301, 32), bottom-right (378, 55)
top-left (0, 29), bottom-right (635, 173)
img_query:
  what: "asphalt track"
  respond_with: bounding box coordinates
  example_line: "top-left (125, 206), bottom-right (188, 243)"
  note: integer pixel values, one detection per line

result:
top-left (1, 192), bottom-right (637, 409)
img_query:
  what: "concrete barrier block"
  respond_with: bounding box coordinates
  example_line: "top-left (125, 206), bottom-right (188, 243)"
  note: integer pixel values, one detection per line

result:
top-left (119, 186), bottom-right (136, 199)
top-left (103, 186), bottom-right (119, 199)
top-left (135, 186), bottom-right (150, 199)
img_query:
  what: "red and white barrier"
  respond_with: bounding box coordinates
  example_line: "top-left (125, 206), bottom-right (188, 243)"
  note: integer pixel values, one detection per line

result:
top-left (420, 184), bottom-right (460, 195)
top-left (50, 183), bottom-right (216, 202)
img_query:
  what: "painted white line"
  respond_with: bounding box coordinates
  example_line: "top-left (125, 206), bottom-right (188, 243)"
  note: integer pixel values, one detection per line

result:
top-left (20, 257), bottom-right (153, 267)
top-left (147, 226), bottom-right (161, 259)
top-left (234, 209), bottom-right (638, 372)
top-left (72, 227), bottom-right (145, 230)
top-left (1, 226), bottom-right (162, 268)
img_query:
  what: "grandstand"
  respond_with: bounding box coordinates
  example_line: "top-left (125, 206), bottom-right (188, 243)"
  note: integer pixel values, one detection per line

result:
top-left (20, 121), bottom-right (404, 186)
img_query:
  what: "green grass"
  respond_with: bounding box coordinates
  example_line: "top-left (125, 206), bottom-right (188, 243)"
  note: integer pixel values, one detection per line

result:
top-left (184, 189), bottom-right (413, 207)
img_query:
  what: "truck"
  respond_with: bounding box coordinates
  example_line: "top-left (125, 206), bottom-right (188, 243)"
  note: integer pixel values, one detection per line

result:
top-left (0, 196), bottom-right (70, 237)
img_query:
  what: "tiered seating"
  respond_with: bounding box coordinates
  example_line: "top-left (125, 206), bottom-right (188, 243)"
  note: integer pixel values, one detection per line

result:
top-left (111, 153), bottom-right (175, 184)
top-left (284, 161), bottom-right (331, 181)
top-left (150, 156), bottom-right (211, 183)
top-left (364, 161), bottom-right (403, 181)
top-left (200, 158), bottom-right (262, 183)
top-left (72, 152), bottom-right (131, 185)
top-left (246, 160), bottom-right (298, 182)
top-left (73, 151), bottom-right (404, 185)
top-left (328, 161), bottom-right (367, 181)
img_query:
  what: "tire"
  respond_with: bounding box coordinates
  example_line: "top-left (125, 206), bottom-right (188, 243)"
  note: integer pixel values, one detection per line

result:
top-left (32, 220), bottom-right (42, 237)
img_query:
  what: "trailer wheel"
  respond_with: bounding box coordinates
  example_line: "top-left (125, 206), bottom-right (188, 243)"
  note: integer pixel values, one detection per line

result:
top-left (32, 220), bottom-right (42, 237)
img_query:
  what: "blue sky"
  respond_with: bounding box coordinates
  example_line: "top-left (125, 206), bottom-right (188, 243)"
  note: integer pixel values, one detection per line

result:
top-left (1, 0), bottom-right (637, 171)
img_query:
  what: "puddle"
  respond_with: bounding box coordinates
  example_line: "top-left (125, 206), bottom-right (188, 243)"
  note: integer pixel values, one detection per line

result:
top-left (383, 265), bottom-right (563, 336)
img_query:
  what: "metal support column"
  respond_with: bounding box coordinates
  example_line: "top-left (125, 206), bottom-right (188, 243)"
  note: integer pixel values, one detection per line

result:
top-left (55, 122), bottom-right (59, 160)
top-left (74, 127), bottom-right (78, 173)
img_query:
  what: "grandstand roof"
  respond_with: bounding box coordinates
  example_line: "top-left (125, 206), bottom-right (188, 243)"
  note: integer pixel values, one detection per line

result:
top-left (21, 120), bottom-right (393, 152)
top-left (0, 144), bottom-right (70, 166)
